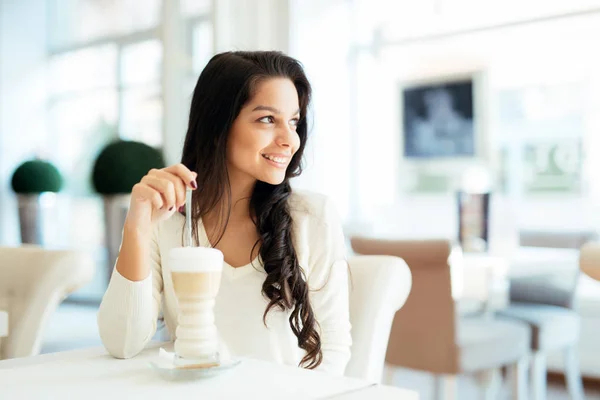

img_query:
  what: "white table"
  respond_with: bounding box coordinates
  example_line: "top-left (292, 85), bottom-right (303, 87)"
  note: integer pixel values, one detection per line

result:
top-left (331, 383), bottom-right (419, 399)
top-left (0, 310), bottom-right (7, 337)
top-left (456, 247), bottom-right (580, 315)
top-left (453, 250), bottom-right (510, 315)
top-left (0, 344), bottom-right (418, 399)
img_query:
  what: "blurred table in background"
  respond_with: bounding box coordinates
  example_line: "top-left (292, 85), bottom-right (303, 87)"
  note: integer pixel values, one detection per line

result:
top-left (508, 247), bottom-right (579, 278)
top-left (454, 251), bottom-right (509, 315)
top-left (455, 247), bottom-right (580, 316)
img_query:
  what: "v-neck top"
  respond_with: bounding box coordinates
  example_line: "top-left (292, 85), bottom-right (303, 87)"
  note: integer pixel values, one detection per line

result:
top-left (97, 190), bottom-right (352, 376)
top-left (196, 217), bottom-right (260, 280)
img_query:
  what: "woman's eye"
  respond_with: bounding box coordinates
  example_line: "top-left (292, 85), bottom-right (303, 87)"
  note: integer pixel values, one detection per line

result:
top-left (290, 118), bottom-right (299, 127)
top-left (258, 116), bottom-right (274, 124)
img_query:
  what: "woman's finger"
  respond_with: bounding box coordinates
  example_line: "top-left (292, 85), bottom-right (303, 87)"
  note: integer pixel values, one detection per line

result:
top-left (131, 183), bottom-right (164, 210)
top-left (141, 175), bottom-right (176, 211)
top-left (162, 163), bottom-right (197, 190)
top-left (148, 169), bottom-right (187, 207)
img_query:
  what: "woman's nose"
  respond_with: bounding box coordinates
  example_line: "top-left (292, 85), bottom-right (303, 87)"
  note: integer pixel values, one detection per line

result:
top-left (275, 125), bottom-right (295, 148)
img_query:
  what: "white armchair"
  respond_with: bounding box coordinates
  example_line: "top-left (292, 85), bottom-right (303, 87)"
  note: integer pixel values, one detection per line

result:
top-left (345, 255), bottom-right (412, 382)
top-left (0, 246), bottom-right (95, 359)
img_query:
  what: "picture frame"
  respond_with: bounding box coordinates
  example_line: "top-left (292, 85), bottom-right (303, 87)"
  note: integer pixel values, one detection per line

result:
top-left (397, 71), bottom-right (488, 194)
top-left (523, 139), bottom-right (582, 194)
top-left (400, 73), bottom-right (483, 161)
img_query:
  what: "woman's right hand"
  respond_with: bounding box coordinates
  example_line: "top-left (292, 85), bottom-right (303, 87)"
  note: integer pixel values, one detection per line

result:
top-left (124, 163), bottom-right (197, 236)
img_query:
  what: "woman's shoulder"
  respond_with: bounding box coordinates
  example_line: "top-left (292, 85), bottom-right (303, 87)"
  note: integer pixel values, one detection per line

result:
top-left (289, 190), bottom-right (347, 276)
top-left (288, 190), bottom-right (340, 228)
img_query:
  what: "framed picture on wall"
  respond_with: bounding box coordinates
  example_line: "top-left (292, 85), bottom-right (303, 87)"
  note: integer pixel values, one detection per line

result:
top-left (402, 77), bottom-right (476, 159)
top-left (523, 139), bottom-right (582, 194)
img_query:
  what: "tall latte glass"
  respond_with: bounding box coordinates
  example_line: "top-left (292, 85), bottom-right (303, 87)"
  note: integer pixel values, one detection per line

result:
top-left (169, 247), bottom-right (223, 368)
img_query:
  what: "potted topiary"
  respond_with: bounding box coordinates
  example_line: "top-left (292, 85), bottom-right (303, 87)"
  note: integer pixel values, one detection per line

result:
top-left (11, 159), bottom-right (64, 244)
top-left (92, 140), bottom-right (166, 277)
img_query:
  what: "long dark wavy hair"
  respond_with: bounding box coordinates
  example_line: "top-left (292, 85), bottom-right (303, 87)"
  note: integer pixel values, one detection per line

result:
top-left (180, 51), bottom-right (321, 368)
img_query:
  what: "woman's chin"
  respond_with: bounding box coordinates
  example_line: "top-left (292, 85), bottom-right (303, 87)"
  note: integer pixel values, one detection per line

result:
top-left (258, 173), bottom-right (286, 186)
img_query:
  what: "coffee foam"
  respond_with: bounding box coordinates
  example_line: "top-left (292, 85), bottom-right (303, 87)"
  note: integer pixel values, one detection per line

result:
top-left (169, 247), bottom-right (224, 272)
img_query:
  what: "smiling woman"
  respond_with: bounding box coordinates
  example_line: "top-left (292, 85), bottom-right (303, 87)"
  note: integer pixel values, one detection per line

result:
top-left (97, 51), bottom-right (352, 376)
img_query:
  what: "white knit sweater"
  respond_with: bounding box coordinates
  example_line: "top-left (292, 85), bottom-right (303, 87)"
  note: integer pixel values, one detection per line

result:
top-left (97, 191), bottom-right (352, 375)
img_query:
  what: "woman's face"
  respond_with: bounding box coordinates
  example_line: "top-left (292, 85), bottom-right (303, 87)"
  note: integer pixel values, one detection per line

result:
top-left (226, 78), bottom-right (301, 186)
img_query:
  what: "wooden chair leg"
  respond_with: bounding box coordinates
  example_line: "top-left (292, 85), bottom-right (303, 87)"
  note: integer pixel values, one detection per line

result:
top-left (531, 352), bottom-right (547, 400)
top-left (564, 346), bottom-right (585, 400)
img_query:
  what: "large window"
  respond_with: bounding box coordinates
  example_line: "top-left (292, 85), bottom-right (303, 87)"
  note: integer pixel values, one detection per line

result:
top-left (48, 44), bottom-right (119, 195)
top-left (47, 11), bottom-right (163, 196)
top-left (47, 0), bottom-right (162, 50)
top-left (119, 39), bottom-right (163, 146)
top-left (45, 0), bottom-right (213, 302)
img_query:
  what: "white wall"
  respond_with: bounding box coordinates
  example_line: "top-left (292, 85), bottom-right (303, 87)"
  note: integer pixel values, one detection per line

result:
top-left (0, 0), bottom-right (49, 245)
top-left (350, 11), bottom-right (600, 249)
top-left (288, 0), bottom-right (353, 220)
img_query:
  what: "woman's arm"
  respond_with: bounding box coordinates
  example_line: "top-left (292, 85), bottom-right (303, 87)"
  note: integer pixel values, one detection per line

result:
top-left (307, 197), bottom-right (352, 376)
top-left (97, 223), bottom-right (164, 359)
top-left (97, 163), bottom-right (196, 358)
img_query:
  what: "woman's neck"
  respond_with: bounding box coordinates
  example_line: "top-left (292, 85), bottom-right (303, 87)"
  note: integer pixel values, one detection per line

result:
top-left (204, 173), bottom-right (255, 227)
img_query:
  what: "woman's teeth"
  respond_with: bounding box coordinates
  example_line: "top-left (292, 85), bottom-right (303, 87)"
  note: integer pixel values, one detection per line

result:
top-left (262, 155), bottom-right (286, 163)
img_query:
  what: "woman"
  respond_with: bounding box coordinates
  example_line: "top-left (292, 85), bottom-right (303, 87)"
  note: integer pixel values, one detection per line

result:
top-left (97, 51), bottom-right (352, 375)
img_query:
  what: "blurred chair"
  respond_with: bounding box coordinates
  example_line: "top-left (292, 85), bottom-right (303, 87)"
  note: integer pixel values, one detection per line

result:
top-left (351, 237), bottom-right (530, 400)
top-left (497, 230), bottom-right (596, 400)
top-left (345, 255), bottom-right (412, 382)
top-left (580, 242), bottom-right (600, 282)
top-left (0, 246), bottom-right (95, 359)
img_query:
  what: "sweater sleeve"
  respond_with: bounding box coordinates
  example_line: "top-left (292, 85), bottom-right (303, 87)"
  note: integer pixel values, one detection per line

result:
top-left (307, 197), bottom-right (352, 376)
top-left (97, 225), bottom-right (164, 359)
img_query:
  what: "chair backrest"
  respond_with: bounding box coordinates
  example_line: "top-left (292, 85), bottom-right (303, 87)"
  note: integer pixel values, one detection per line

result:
top-left (350, 238), bottom-right (459, 374)
top-left (0, 246), bottom-right (95, 359)
top-left (345, 255), bottom-right (411, 382)
top-left (580, 242), bottom-right (600, 282)
top-left (511, 230), bottom-right (598, 308)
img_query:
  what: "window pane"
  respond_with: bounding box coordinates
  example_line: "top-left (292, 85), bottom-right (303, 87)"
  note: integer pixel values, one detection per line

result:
top-left (181, 0), bottom-right (211, 17)
top-left (120, 86), bottom-right (163, 146)
top-left (121, 40), bottom-right (163, 87)
top-left (48, 0), bottom-right (162, 49)
top-left (192, 21), bottom-right (213, 75)
top-left (48, 90), bottom-right (119, 195)
top-left (49, 45), bottom-right (118, 96)
top-left (66, 197), bottom-right (109, 302)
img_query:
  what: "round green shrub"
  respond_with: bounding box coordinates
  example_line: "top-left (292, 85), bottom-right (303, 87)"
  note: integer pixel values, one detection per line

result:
top-left (92, 140), bottom-right (166, 195)
top-left (11, 160), bottom-right (64, 194)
